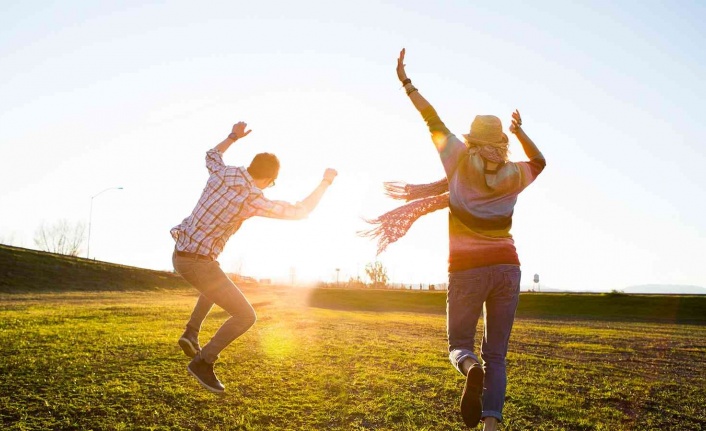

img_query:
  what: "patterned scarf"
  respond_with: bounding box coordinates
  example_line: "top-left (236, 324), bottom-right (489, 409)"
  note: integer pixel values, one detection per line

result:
top-left (360, 145), bottom-right (507, 255)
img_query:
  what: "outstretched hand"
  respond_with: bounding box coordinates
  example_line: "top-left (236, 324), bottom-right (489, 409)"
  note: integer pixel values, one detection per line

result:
top-left (231, 121), bottom-right (252, 140)
top-left (396, 48), bottom-right (408, 83)
top-left (323, 168), bottom-right (338, 184)
top-left (509, 110), bottom-right (523, 134)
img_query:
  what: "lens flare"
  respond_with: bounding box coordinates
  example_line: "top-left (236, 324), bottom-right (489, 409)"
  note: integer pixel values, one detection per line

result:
top-left (259, 325), bottom-right (297, 359)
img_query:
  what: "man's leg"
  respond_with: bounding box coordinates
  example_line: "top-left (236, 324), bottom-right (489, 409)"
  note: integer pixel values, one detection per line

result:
top-left (479, 265), bottom-right (521, 424)
top-left (187, 294), bottom-right (215, 332)
top-left (187, 281), bottom-right (256, 394)
top-left (179, 294), bottom-right (214, 357)
top-left (447, 267), bottom-right (490, 428)
top-left (173, 255), bottom-right (256, 393)
top-left (197, 283), bottom-right (256, 363)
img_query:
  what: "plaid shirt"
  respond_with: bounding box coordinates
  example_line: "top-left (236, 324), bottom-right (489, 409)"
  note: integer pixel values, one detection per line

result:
top-left (171, 149), bottom-right (309, 259)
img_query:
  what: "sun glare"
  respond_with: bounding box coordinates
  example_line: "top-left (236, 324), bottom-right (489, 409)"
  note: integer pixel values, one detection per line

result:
top-left (259, 325), bottom-right (298, 359)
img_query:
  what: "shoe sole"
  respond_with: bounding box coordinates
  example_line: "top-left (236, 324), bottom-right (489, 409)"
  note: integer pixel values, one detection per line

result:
top-left (187, 365), bottom-right (225, 394)
top-left (460, 365), bottom-right (484, 427)
top-left (178, 337), bottom-right (199, 358)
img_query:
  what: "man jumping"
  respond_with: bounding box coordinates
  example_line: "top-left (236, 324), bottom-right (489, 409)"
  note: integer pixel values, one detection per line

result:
top-left (171, 121), bottom-right (337, 394)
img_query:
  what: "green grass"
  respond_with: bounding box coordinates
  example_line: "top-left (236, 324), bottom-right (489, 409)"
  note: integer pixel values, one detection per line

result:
top-left (309, 287), bottom-right (706, 323)
top-left (1, 287), bottom-right (705, 430)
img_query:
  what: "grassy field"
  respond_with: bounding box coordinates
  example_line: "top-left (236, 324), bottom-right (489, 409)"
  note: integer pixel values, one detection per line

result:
top-left (308, 288), bottom-right (706, 323)
top-left (1, 287), bottom-right (704, 430)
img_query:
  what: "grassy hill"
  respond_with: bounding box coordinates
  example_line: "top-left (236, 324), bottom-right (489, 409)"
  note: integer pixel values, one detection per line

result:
top-left (0, 244), bottom-right (189, 293)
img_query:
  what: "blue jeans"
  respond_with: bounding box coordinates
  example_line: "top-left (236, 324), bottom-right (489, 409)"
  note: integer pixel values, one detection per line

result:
top-left (447, 264), bottom-right (521, 422)
top-left (172, 251), bottom-right (257, 363)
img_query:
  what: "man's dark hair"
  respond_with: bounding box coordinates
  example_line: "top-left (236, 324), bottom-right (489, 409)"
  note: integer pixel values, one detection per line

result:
top-left (247, 153), bottom-right (280, 180)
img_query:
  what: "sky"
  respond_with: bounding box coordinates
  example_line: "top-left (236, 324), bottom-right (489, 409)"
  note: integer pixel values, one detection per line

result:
top-left (1, 0), bottom-right (705, 291)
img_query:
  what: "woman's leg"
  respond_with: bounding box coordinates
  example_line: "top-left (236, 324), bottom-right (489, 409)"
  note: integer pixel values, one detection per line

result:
top-left (448, 267), bottom-right (493, 427)
top-left (447, 267), bottom-right (490, 373)
top-left (480, 265), bottom-right (521, 423)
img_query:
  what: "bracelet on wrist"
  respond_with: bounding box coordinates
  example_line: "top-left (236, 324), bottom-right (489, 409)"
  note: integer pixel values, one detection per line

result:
top-left (401, 78), bottom-right (411, 86)
top-left (405, 85), bottom-right (418, 96)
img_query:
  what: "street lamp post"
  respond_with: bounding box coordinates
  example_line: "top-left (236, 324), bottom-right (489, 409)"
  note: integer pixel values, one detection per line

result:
top-left (87, 186), bottom-right (123, 259)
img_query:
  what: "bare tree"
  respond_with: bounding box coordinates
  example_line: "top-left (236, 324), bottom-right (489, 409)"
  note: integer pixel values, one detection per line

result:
top-left (365, 261), bottom-right (389, 288)
top-left (34, 219), bottom-right (85, 256)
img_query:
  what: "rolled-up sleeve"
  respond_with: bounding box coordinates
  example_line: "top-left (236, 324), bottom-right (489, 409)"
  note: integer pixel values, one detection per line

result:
top-left (206, 149), bottom-right (250, 188)
top-left (249, 194), bottom-right (309, 220)
top-left (206, 149), bottom-right (225, 175)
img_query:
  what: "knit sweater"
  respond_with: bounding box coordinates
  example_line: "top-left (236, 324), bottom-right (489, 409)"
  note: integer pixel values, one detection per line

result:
top-left (421, 106), bottom-right (546, 272)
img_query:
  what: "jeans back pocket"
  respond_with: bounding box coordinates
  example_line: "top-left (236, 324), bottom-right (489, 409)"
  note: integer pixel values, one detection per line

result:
top-left (498, 266), bottom-right (521, 298)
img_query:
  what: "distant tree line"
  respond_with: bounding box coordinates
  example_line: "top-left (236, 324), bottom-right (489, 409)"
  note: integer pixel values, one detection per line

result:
top-left (318, 261), bottom-right (447, 290)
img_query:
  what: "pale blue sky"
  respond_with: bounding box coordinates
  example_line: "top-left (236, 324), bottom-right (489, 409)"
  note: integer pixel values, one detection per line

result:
top-left (1, 1), bottom-right (704, 290)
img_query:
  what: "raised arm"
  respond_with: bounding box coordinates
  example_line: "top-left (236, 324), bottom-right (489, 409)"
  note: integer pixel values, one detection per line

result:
top-left (397, 48), bottom-right (466, 177)
top-left (298, 168), bottom-right (338, 215)
top-left (214, 121), bottom-right (252, 154)
top-left (206, 121), bottom-right (253, 175)
top-left (509, 110), bottom-right (544, 160)
top-left (252, 169), bottom-right (338, 220)
top-left (397, 48), bottom-right (432, 113)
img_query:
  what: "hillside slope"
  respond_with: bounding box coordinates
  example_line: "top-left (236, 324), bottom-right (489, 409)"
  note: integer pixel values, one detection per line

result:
top-left (0, 244), bottom-right (189, 293)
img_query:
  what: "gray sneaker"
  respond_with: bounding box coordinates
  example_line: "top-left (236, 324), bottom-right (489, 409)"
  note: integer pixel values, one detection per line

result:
top-left (187, 354), bottom-right (225, 394)
top-left (178, 328), bottom-right (201, 358)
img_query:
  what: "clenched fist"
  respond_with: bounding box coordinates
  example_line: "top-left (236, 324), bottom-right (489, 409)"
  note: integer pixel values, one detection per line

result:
top-left (323, 168), bottom-right (338, 184)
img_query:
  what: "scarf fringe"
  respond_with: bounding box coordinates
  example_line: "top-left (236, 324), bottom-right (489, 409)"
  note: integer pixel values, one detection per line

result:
top-left (382, 181), bottom-right (410, 200)
top-left (383, 178), bottom-right (449, 202)
top-left (358, 193), bottom-right (450, 255)
top-left (361, 144), bottom-right (507, 255)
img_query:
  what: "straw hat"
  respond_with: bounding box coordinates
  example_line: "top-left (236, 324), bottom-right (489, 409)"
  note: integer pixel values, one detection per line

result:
top-left (463, 115), bottom-right (508, 147)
